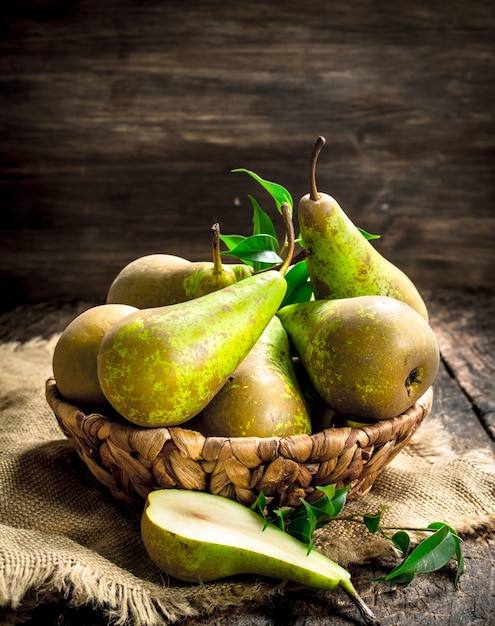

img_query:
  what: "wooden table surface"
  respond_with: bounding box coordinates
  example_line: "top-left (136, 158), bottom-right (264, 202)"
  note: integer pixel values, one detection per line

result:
top-left (1, 287), bottom-right (493, 626)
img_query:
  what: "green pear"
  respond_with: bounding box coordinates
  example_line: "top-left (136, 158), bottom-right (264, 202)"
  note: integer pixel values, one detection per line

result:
top-left (230, 262), bottom-right (255, 281)
top-left (141, 489), bottom-right (379, 625)
top-left (97, 270), bottom-right (288, 428)
top-left (277, 295), bottom-right (439, 421)
top-left (106, 253), bottom-right (194, 308)
top-left (191, 223), bottom-right (237, 298)
top-left (190, 316), bottom-right (312, 438)
top-left (106, 225), bottom-right (252, 309)
top-left (292, 357), bottom-right (337, 431)
top-left (52, 303), bottom-right (138, 406)
top-left (298, 137), bottom-right (429, 320)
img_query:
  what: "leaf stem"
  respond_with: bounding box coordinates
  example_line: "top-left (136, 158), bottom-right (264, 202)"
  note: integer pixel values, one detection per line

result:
top-left (278, 202), bottom-right (295, 277)
top-left (336, 516), bottom-right (447, 535)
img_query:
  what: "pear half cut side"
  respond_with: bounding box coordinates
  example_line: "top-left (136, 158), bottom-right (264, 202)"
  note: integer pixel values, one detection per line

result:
top-left (141, 489), bottom-right (379, 626)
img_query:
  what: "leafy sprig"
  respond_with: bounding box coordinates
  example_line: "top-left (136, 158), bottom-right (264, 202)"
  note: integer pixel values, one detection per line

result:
top-left (221, 170), bottom-right (311, 303)
top-left (251, 487), bottom-right (464, 587)
top-left (221, 169), bottom-right (380, 307)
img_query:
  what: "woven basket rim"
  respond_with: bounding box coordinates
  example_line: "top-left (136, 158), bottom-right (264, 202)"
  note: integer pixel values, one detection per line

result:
top-left (45, 377), bottom-right (433, 508)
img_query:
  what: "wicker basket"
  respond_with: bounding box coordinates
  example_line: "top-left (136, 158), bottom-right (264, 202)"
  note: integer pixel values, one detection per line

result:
top-left (45, 378), bottom-right (433, 510)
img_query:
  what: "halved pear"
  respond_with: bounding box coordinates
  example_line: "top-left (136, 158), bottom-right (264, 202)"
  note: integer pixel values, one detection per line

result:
top-left (141, 489), bottom-right (379, 625)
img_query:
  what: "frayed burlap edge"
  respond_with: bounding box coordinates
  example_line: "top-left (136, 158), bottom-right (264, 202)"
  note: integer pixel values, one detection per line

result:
top-left (0, 523), bottom-right (281, 626)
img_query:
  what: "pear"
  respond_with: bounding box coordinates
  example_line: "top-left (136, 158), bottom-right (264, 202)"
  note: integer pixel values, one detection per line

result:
top-left (106, 253), bottom-right (194, 308)
top-left (106, 225), bottom-right (252, 308)
top-left (292, 357), bottom-right (337, 431)
top-left (190, 316), bottom-right (312, 438)
top-left (191, 223), bottom-right (237, 298)
top-left (277, 295), bottom-right (439, 421)
top-left (230, 262), bottom-right (254, 281)
top-left (141, 489), bottom-right (379, 626)
top-left (97, 269), bottom-right (288, 427)
top-left (298, 137), bottom-right (429, 320)
top-left (52, 303), bottom-right (138, 405)
top-left (98, 203), bottom-right (296, 428)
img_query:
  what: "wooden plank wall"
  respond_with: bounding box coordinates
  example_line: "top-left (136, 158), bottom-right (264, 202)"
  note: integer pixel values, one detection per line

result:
top-left (1, 0), bottom-right (494, 312)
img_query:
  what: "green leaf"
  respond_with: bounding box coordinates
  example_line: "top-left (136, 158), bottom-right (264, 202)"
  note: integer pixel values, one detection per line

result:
top-left (392, 531), bottom-right (411, 556)
top-left (384, 572), bottom-right (415, 585)
top-left (251, 491), bottom-right (270, 528)
top-left (248, 195), bottom-right (279, 271)
top-left (271, 507), bottom-right (293, 532)
top-left (314, 484), bottom-right (337, 502)
top-left (362, 505), bottom-right (387, 534)
top-left (287, 499), bottom-right (319, 552)
top-left (382, 525), bottom-right (457, 582)
top-left (428, 522), bottom-right (464, 586)
top-left (219, 234), bottom-right (247, 252)
top-left (232, 168), bottom-right (293, 215)
top-left (221, 234), bottom-right (283, 266)
top-left (280, 261), bottom-right (314, 308)
top-left (282, 485), bottom-right (351, 542)
top-left (250, 195), bottom-right (278, 240)
top-left (327, 486), bottom-right (350, 517)
top-left (358, 227), bottom-right (381, 240)
top-left (287, 485), bottom-right (336, 525)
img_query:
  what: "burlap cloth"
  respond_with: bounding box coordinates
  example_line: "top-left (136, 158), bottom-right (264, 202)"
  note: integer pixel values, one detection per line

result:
top-left (1, 321), bottom-right (495, 625)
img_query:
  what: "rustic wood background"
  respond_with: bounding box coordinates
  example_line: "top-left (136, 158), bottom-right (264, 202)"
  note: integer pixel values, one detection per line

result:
top-left (1, 0), bottom-right (494, 313)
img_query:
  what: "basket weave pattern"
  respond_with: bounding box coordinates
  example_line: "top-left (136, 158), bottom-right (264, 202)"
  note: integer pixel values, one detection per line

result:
top-left (46, 378), bottom-right (433, 509)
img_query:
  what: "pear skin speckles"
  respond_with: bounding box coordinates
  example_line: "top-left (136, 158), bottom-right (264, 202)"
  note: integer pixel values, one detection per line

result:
top-left (298, 192), bottom-right (429, 320)
top-left (277, 295), bottom-right (439, 421)
top-left (97, 270), bottom-right (287, 427)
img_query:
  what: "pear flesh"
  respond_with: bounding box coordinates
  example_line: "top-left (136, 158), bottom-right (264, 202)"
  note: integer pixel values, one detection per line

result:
top-left (97, 270), bottom-right (287, 427)
top-left (141, 490), bottom-right (378, 625)
top-left (191, 316), bottom-right (312, 438)
top-left (141, 489), bottom-right (348, 584)
top-left (298, 191), bottom-right (429, 321)
top-left (277, 295), bottom-right (439, 421)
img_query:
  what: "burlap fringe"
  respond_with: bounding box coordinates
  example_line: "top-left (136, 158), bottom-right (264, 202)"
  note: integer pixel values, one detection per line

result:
top-left (0, 556), bottom-right (193, 625)
top-left (0, 525), bottom-right (281, 626)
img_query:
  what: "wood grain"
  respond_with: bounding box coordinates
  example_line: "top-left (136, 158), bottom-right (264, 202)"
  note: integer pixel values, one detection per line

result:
top-left (1, 0), bottom-right (494, 311)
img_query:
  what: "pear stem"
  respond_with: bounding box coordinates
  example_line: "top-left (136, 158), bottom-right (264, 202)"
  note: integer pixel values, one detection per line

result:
top-left (210, 223), bottom-right (223, 276)
top-left (309, 136), bottom-right (326, 201)
top-left (279, 202), bottom-right (295, 277)
top-left (339, 579), bottom-right (381, 626)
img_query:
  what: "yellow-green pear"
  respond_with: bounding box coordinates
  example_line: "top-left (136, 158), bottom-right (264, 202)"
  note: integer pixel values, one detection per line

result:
top-left (106, 225), bottom-right (253, 309)
top-left (97, 270), bottom-right (288, 428)
top-left (277, 295), bottom-right (439, 421)
top-left (141, 489), bottom-right (379, 625)
top-left (52, 303), bottom-right (138, 405)
top-left (106, 253), bottom-right (193, 308)
top-left (191, 316), bottom-right (312, 438)
top-left (190, 223), bottom-right (237, 297)
top-left (298, 137), bottom-right (428, 320)
top-left (230, 263), bottom-right (254, 281)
